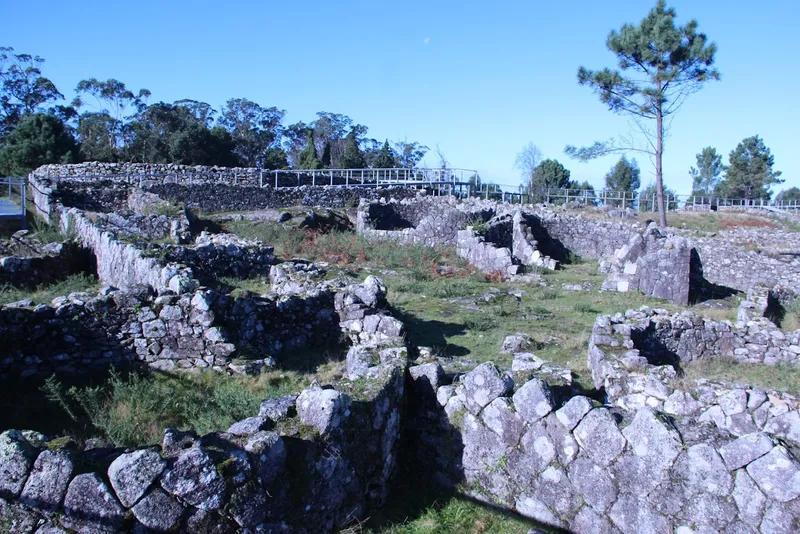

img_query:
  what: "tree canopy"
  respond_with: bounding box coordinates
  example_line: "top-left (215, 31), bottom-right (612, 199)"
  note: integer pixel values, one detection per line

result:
top-left (689, 146), bottom-right (723, 196)
top-left (605, 156), bottom-right (641, 193)
top-left (530, 159), bottom-right (572, 190)
top-left (296, 131), bottom-right (323, 170)
top-left (565, 1), bottom-right (719, 226)
top-left (717, 135), bottom-right (782, 200)
top-left (0, 46), bottom-right (435, 173)
top-left (0, 113), bottom-right (77, 175)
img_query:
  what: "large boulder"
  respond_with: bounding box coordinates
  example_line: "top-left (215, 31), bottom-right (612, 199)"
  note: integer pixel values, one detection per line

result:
top-left (20, 449), bottom-right (74, 511)
top-left (296, 387), bottom-right (347, 434)
top-left (462, 362), bottom-right (513, 415)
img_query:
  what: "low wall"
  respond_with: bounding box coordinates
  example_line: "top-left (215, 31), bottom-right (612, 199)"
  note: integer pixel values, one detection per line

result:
top-left (532, 209), bottom-right (640, 260)
top-left (588, 307), bottom-right (800, 412)
top-left (0, 241), bottom-right (94, 290)
top-left (0, 270), bottom-right (399, 379)
top-left (59, 207), bottom-right (195, 293)
top-left (411, 360), bottom-right (800, 532)
top-left (691, 234), bottom-right (800, 295)
top-left (0, 349), bottom-right (407, 532)
top-left (600, 224), bottom-right (693, 305)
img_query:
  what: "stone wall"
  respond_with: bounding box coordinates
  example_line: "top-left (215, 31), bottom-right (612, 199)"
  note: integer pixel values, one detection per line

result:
top-left (410, 359), bottom-right (800, 533)
top-left (0, 346), bottom-right (407, 532)
top-left (0, 269), bottom-right (399, 379)
top-left (600, 224), bottom-right (693, 305)
top-left (59, 207), bottom-right (196, 293)
top-left (31, 166), bottom-right (423, 217)
top-left (531, 209), bottom-right (640, 260)
top-left (356, 197), bottom-right (493, 247)
top-left (690, 231), bottom-right (800, 296)
top-left (588, 307), bottom-right (800, 412)
top-left (0, 238), bottom-right (94, 290)
top-left (455, 227), bottom-right (517, 276)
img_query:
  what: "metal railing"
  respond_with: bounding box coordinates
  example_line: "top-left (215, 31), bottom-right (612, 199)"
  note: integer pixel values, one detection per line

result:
top-left (463, 184), bottom-right (800, 214)
top-left (0, 176), bottom-right (26, 228)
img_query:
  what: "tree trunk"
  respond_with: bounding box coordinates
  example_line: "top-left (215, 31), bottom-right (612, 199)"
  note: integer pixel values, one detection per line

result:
top-left (655, 92), bottom-right (668, 228)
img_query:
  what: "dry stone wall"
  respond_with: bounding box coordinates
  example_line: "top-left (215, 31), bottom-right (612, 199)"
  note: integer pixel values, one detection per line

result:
top-left (588, 306), bottom-right (800, 413)
top-left (410, 359), bottom-right (800, 533)
top-left (600, 224), bottom-right (693, 305)
top-left (0, 346), bottom-right (407, 533)
top-left (0, 237), bottom-right (94, 290)
top-left (690, 230), bottom-right (800, 296)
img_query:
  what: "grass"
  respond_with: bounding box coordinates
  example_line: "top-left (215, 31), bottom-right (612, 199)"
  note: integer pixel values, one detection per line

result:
top-left (780, 299), bottom-right (800, 332)
top-left (679, 359), bottom-right (800, 395)
top-left (362, 495), bottom-right (535, 534)
top-left (636, 210), bottom-right (784, 233)
top-left (386, 261), bottom-right (665, 386)
top-left (31, 368), bottom-right (312, 447)
top-left (0, 273), bottom-right (99, 305)
top-left (223, 221), bottom-right (470, 280)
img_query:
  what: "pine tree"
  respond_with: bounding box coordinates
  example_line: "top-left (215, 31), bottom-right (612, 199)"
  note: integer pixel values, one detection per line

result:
top-left (605, 156), bottom-right (641, 193)
top-left (566, 1), bottom-right (719, 227)
top-left (374, 139), bottom-right (396, 168)
top-left (341, 131), bottom-right (365, 169)
top-left (530, 159), bottom-right (571, 190)
top-left (689, 147), bottom-right (723, 196)
top-left (718, 135), bottom-right (782, 200)
top-left (296, 131), bottom-right (323, 170)
top-left (0, 113), bottom-right (78, 176)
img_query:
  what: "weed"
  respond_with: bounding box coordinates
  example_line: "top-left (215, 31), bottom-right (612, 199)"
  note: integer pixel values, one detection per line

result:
top-left (39, 368), bottom-right (311, 447)
top-left (0, 273), bottom-right (99, 305)
top-left (464, 316), bottom-right (498, 332)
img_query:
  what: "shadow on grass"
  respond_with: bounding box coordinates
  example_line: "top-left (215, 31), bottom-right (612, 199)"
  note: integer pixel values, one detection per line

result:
top-left (391, 306), bottom-right (471, 357)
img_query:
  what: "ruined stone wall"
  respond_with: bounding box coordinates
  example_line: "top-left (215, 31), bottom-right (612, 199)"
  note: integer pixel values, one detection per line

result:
top-left (532, 209), bottom-right (640, 260)
top-left (600, 225), bottom-right (693, 305)
top-left (455, 228), bottom-right (517, 276)
top-left (59, 207), bottom-right (196, 293)
top-left (0, 349), bottom-right (407, 533)
top-left (31, 166), bottom-right (423, 218)
top-left (0, 272), bottom-right (409, 533)
top-left (356, 197), bottom-right (489, 247)
top-left (589, 307), bottom-right (800, 411)
top-left (691, 233), bottom-right (800, 295)
top-left (0, 241), bottom-right (94, 290)
top-left (410, 360), bottom-right (800, 533)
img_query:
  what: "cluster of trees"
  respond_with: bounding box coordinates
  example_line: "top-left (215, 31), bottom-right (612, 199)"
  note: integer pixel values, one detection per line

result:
top-left (0, 46), bottom-right (430, 176)
top-left (689, 136), bottom-right (785, 200)
top-left (513, 143), bottom-right (592, 201)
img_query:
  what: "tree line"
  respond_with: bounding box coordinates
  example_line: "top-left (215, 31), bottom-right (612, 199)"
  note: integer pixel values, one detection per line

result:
top-left (0, 47), bottom-right (430, 176)
top-left (515, 134), bottom-right (791, 204)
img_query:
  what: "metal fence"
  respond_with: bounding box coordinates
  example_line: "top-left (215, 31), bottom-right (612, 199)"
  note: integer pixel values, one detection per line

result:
top-left (464, 184), bottom-right (800, 214)
top-left (0, 176), bottom-right (26, 228)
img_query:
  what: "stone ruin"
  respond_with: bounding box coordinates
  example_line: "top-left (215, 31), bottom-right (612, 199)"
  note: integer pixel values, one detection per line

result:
top-left (1, 163), bottom-right (799, 532)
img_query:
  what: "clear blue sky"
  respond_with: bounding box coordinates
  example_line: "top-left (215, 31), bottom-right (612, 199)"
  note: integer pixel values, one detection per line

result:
top-left (2, 0), bottom-right (798, 194)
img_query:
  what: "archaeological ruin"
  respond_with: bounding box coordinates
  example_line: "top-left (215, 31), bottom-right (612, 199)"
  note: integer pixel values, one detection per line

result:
top-left (0, 162), bottom-right (798, 533)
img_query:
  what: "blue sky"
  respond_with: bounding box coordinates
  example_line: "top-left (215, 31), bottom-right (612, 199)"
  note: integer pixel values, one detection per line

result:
top-left (2, 0), bottom-right (797, 194)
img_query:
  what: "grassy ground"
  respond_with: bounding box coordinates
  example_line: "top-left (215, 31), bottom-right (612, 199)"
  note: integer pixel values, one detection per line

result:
top-left (387, 262), bottom-right (669, 386)
top-left (636, 210), bottom-right (790, 233)
top-left (0, 273), bottom-right (99, 305)
top-left (223, 221), bottom-right (470, 279)
top-left (679, 360), bottom-right (800, 395)
top-left (5, 367), bottom-right (317, 448)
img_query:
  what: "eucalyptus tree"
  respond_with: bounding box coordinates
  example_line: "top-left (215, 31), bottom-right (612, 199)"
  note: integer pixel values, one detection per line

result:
top-left (0, 47), bottom-right (63, 138)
